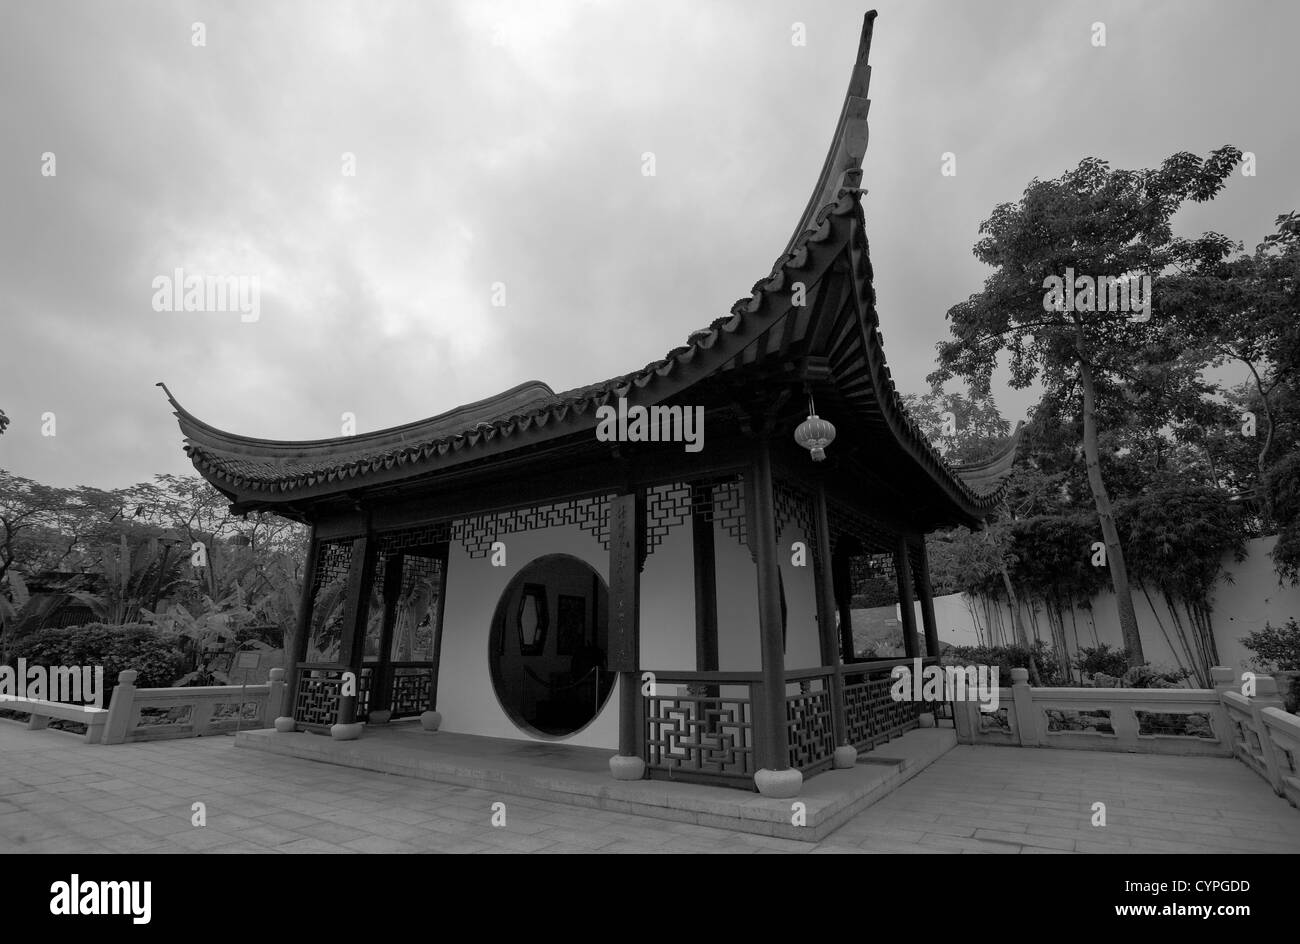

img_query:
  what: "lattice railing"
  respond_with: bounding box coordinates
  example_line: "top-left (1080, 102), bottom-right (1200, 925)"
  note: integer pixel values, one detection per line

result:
top-left (645, 673), bottom-right (758, 783)
top-left (358, 664), bottom-right (374, 719)
top-left (389, 664), bottom-right (433, 718)
top-left (786, 669), bottom-right (837, 773)
top-left (840, 659), bottom-right (925, 750)
top-left (293, 664), bottom-right (350, 729)
top-left (356, 662), bottom-right (432, 720)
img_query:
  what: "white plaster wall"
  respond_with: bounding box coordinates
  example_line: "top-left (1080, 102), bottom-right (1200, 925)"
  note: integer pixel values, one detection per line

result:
top-left (778, 522), bottom-right (824, 670)
top-left (435, 506), bottom-right (838, 746)
top-left (639, 521), bottom-right (698, 671)
top-left (920, 535), bottom-right (1300, 677)
top-left (436, 522), bottom-right (620, 749)
top-left (715, 520), bottom-right (761, 671)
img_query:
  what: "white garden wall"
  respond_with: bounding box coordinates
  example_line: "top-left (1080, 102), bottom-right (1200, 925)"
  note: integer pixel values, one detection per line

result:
top-left (920, 535), bottom-right (1300, 676)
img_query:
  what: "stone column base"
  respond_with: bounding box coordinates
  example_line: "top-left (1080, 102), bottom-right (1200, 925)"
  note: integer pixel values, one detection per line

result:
top-left (609, 754), bottom-right (646, 781)
top-left (330, 722), bottom-right (365, 741)
top-left (368, 709), bottom-right (392, 725)
top-left (755, 767), bottom-right (803, 798)
top-left (273, 716), bottom-right (296, 733)
top-left (918, 711), bottom-right (936, 728)
top-left (420, 710), bottom-right (442, 732)
top-left (832, 745), bottom-right (858, 769)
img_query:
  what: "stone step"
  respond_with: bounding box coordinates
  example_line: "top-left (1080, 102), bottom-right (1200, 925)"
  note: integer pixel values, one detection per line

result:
top-left (236, 724), bottom-right (958, 842)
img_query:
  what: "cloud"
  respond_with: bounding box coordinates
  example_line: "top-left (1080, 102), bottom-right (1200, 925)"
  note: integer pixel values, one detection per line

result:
top-left (0, 0), bottom-right (1294, 488)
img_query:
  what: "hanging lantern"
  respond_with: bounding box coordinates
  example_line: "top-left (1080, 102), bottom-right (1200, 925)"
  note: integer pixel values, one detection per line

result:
top-left (794, 392), bottom-right (836, 461)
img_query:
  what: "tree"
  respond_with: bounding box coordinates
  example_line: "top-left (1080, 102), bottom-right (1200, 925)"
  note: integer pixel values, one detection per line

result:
top-left (900, 388), bottom-right (1012, 464)
top-left (1161, 211), bottom-right (1300, 489)
top-left (930, 148), bottom-right (1241, 666)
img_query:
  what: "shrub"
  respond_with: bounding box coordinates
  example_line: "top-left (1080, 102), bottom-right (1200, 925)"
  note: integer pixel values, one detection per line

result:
top-left (1120, 664), bottom-right (1192, 689)
top-left (1074, 643), bottom-right (1131, 679)
top-left (9, 623), bottom-right (188, 704)
top-left (1084, 662), bottom-right (1191, 689)
top-left (1241, 618), bottom-right (1300, 673)
top-left (944, 641), bottom-right (1063, 687)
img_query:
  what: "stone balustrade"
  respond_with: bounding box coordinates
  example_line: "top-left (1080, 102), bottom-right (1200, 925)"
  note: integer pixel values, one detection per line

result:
top-left (953, 665), bottom-right (1300, 809)
top-left (100, 668), bottom-right (285, 745)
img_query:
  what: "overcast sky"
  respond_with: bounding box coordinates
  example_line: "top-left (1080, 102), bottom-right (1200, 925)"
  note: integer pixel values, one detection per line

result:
top-left (2, 0), bottom-right (1295, 490)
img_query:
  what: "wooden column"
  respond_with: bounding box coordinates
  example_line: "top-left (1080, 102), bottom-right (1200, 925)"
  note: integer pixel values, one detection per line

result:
top-left (914, 538), bottom-right (941, 659)
top-left (281, 529), bottom-right (318, 723)
top-left (336, 533), bottom-right (375, 727)
top-left (426, 546), bottom-right (451, 713)
top-left (750, 442), bottom-right (791, 774)
top-left (370, 550), bottom-right (403, 718)
top-left (895, 535), bottom-right (919, 661)
top-left (692, 484), bottom-right (719, 676)
top-left (813, 481), bottom-right (848, 751)
top-left (832, 548), bottom-right (856, 663)
top-left (609, 490), bottom-right (646, 778)
top-left (812, 484), bottom-right (840, 668)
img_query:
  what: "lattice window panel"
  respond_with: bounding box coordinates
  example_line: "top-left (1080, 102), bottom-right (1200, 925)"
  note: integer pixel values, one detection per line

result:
top-left (773, 478), bottom-right (815, 545)
top-left (359, 543), bottom-right (441, 662)
top-left (689, 475), bottom-right (747, 548)
top-left (646, 690), bottom-right (755, 779)
top-left (645, 482), bottom-right (692, 555)
top-left (388, 553), bottom-right (440, 661)
top-left (361, 555), bottom-right (390, 662)
top-left (305, 540), bottom-right (352, 664)
top-left (449, 496), bottom-right (611, 558)
top-left (375, 523), bottom-right (451, 553)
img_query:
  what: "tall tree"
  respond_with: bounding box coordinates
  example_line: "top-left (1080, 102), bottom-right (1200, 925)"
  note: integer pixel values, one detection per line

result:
top-left (900, 388), bottom-right (1012, 464)
top-left (1161, 211), bottom-right (1300, 486)
top-left (930, 148), bottom-right (1241, 666)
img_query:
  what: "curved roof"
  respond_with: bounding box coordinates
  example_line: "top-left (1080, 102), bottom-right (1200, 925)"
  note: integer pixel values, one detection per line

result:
top-left (164, 10), bottom-right (1019, 521)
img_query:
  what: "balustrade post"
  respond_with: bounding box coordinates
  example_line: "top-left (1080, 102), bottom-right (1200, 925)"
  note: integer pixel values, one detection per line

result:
top-left (266, 668), bottom-right (285, 729)
top-left (103, 670), bottom-right (138, 745)
top-left (1211, 666), bottom-right (1236, 697)
top-left (1247, 676), bottom-right (1286, 796)
top-left (1010, 667), bottom-right (1038, 746)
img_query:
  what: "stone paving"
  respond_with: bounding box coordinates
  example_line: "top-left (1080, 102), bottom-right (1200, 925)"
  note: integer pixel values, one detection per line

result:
top-left (1, 721), bottom-right (1298, 853)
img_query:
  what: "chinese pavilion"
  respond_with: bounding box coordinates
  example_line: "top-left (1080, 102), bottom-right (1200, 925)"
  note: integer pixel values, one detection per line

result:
top-left (162, 11), bottom-right (1016, 797)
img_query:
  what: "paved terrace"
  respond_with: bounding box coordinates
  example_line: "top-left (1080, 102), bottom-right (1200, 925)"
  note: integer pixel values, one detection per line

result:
top-left (1, 722), bottom-right (1297, 854)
